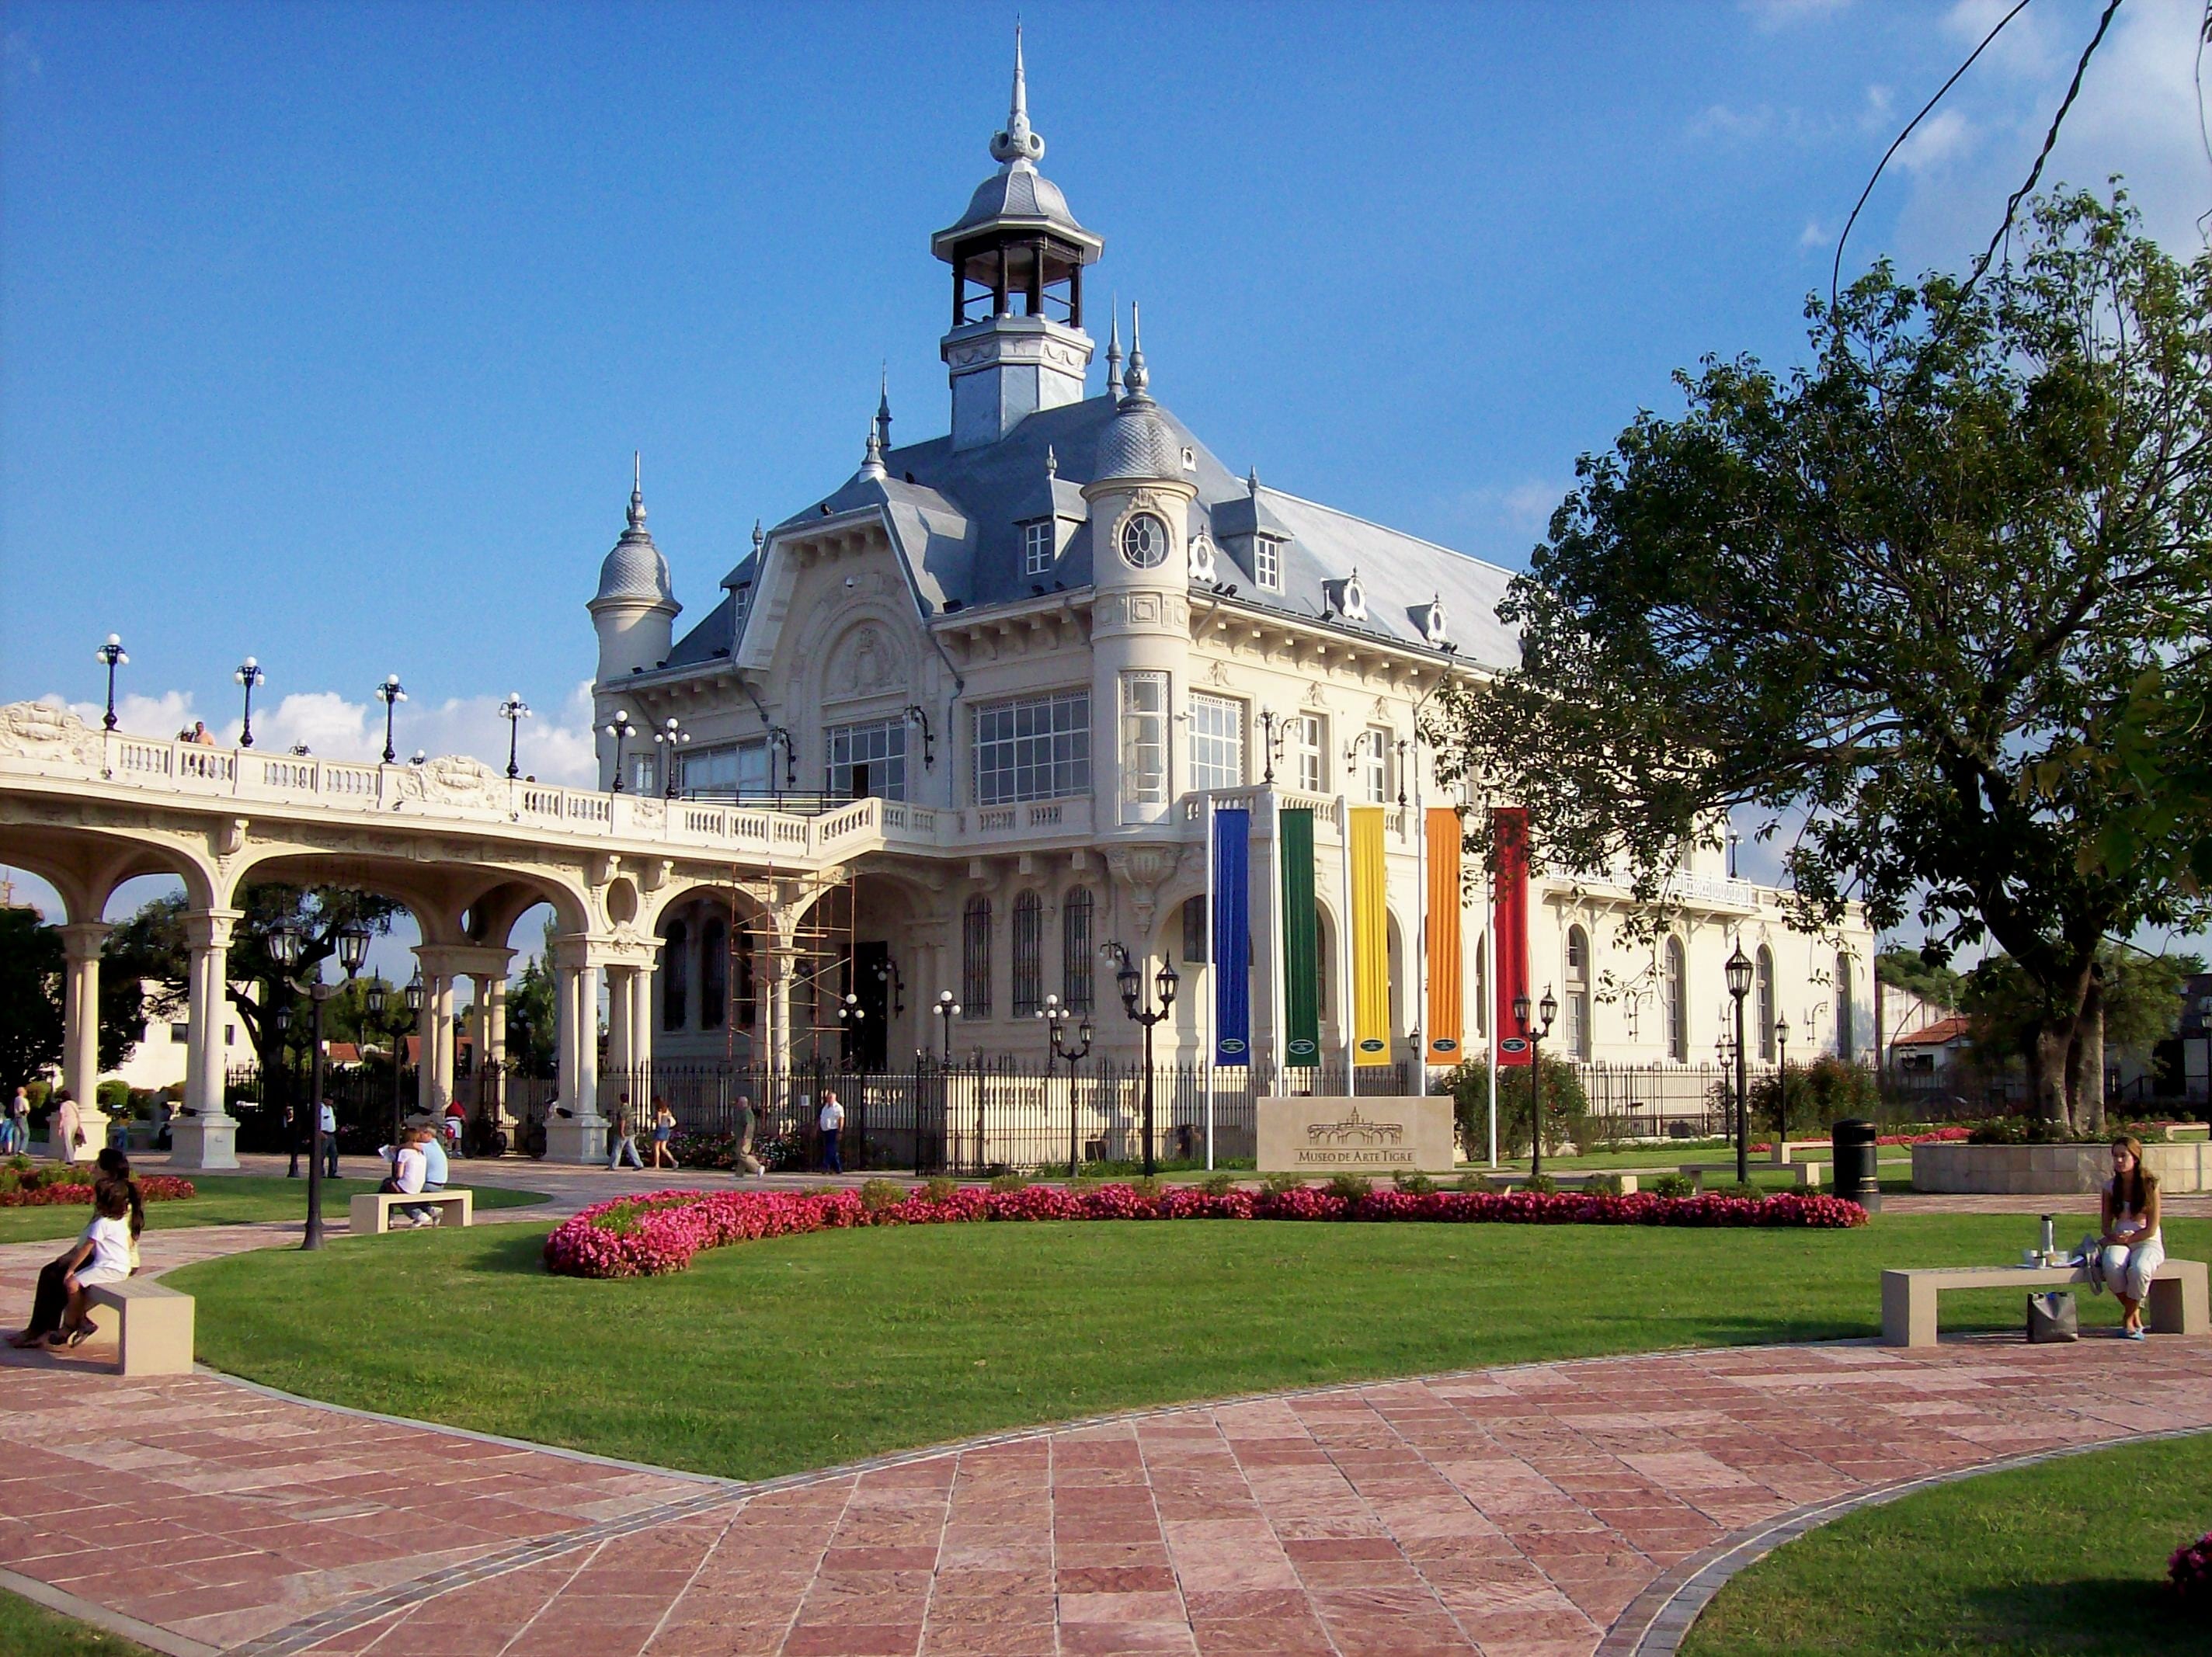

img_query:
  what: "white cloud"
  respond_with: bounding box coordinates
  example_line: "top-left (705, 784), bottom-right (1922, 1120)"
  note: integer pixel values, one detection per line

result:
top-left (38, 680), bottom-right (603, 786)
top-left (1896, 107), bottom-right (1977, 174)
top-left (1744, 0), bottom-right (1852, 32)
top-left (1693, 103), bottom-right (1778, 141)
top-left (1799, 217), bottom-right (1831, 248)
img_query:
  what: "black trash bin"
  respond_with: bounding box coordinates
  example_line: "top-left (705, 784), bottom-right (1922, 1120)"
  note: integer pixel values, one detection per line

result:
top-left (1831, 1118), bottom-right (1880, 1211)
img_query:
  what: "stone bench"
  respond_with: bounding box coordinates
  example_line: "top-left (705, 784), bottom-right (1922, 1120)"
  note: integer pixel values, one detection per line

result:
top-left (1485, 1171), bottom-right (1640, 1195)
top-left (348, 1189), bottom-right (473, 1235)
top-left (1678, 1162), bottom-right (1828, 1188)
top-left (1764, 1139), bottom-right (1830, 1165)
top-left (1880, 1257), bottom-right (2209, 1347)
top-left (85, 1279), bottom-right (194, 1377)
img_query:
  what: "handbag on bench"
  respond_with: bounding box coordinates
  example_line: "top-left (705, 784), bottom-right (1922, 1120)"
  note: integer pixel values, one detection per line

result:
top-left (2027, 1291), bottom-right (2079, 1343)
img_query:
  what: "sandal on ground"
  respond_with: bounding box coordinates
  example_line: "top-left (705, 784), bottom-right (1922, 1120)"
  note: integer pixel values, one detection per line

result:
top-left (2123, 1325), bottom-right (2146, 1341)
top-left (64, 1322), bottom-right (99, 1347)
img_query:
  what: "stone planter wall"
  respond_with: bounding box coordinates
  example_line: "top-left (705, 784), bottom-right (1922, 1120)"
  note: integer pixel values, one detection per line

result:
top-left (1911, 1140), bottom-right (2208, 1195)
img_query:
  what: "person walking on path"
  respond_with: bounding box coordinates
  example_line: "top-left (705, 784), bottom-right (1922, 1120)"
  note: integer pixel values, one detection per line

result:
top-left (49, 1090), bottom-right (84, 1165)
top-left (2096, 1134), bottom-right (2165, 1340)
top-left (3, 1087), bottom-right (26, 1154)
top-left (608, 1097), bottom-right (644, 1170)
top-left (732, 1094), bottom-right (765, 1177)
top-left (649, 1098), bottom-right (677, 1169)
top-left (319, 1099), bottom-right (339, 1179)
top-left (818, 1090), bottom-right (845, 1174)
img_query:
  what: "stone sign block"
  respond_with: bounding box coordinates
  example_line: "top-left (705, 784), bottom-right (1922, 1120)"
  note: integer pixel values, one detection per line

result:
top-left (1257, 1095), bottom-right (1457, 1175)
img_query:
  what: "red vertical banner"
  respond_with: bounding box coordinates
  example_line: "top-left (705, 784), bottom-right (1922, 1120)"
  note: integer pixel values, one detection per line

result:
top-left (1492, 808), bottom-right (1532, 1067)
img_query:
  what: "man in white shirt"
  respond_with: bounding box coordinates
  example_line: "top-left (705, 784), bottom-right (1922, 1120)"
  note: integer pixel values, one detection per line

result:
top-left (318, 1100), bottom-right (339, 1179)
top-left (818, 1091), bottom-right (845, 1174)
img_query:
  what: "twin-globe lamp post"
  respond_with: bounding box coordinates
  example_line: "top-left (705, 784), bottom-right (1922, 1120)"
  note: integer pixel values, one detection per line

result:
top-left (1107, 942), bottom-right (1178, 1178)
top-left (363, 968), bottom-right (426, 1152)
top-left (1725, 943), bottom-right (1755, 1185)
top-left (268, 919), bottom-right (372, 1251)
top-left (499, 693), bottom-right (531, 779)
top-left (96, 635), bottom-right (128, 731)
top-left (1511, 987), bottom-right (1557, 1180)
top-left (1038, 992), bottom-right (1094, 1176)
top-left (374, 675), bottom-right (407, 764)
top-left (235, 658), bottom-right (265, 747)
top-left (1775, 1013), bottom-right (1792, 1145)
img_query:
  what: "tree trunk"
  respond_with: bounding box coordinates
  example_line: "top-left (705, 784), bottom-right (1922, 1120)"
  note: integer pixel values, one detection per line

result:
top-left (2073, 986), bottom-right (2106, 1136)
top-left (2031, 1023), bottom-right (2072, 1125)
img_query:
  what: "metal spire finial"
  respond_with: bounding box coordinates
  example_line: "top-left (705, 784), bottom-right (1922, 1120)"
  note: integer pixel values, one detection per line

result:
top-left (1104, 307), bottom-right (1122, 398)
top-left (628, 452), bottom-right (646, 530)
top-left (1045, 443), bottom-right (1058, 478)
top-left (875, 364), bottom-right (892, 453)
top-left (989, 22), bottom-right (1045, 168)
top-left (861, 421), bottom-right (887, 480)
top-left (1122, 301), bottom-right (1149, 401)
top-left (752, 519), bottom-right (764, 554)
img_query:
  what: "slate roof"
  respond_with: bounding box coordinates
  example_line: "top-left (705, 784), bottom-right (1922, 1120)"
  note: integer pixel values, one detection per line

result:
top-left (664, 391), bottom-right (1521, 673)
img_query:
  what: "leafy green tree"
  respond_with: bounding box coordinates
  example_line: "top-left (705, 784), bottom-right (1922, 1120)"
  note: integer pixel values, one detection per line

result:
top-left (1960, 946), bottom-right (2195, 1127)
top-left (502, 919), bottom-right (559, 1079)
top-left (0, 908), bottom-right (159, 1091)
top-left (1876, 947), bottom-right (1964, 1011)
top-left (1445, 1057), bottom-right (1590, 1159)
top-left (1429, 193), bottom-right (2211, 1129)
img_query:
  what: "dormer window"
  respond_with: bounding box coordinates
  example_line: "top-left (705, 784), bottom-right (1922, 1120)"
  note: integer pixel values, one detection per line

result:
top-left (1421, 596), bottom-right (1449, 646)
top-left (732, 583), bottom-right (753, 627)
top-left (1254, 536), bottom-right (1283, 592)
top-left (1188, 532), bottom-right (1218, 584)
top-left (1340, 569), bottom-right (1368, 622)
top-left (1023, 520), bottom-right (1054, 577)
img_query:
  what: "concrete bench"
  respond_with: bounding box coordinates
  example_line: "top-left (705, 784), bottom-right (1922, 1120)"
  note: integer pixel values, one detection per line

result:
top-left (1679, 1162), bottom-right (1828, 1188)
top-left (1764, 1139), bottom-right (1830, 1165)
top-left (85, 1279), bottom-right (194, 1376)
top-left (348, 1189), bottom-right (473, 1235)
top-left (1880, 1257), bottom-right (2209, 1347)
top-left (1485, 1171), bottom-right (1640, 1195)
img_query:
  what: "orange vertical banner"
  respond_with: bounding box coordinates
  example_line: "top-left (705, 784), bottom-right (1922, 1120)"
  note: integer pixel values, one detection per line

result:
top-left (1424, 808), bottom-right (1463, 1064)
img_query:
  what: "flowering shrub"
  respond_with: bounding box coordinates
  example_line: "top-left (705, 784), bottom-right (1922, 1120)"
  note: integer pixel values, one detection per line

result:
top-left (543, 1179), bottom-right (1867, 1279)
top-left (2170, 1531), bottom-right (2212, 1603)
top-left (0, 1173), bottom-right (194, 1208)
top-left (1748, 1127), bottom-right (1970, 1152)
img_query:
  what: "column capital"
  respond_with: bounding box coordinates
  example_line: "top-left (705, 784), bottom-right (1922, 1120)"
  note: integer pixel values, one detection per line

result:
top-left (416, 943), bottom-right (516, 979)
top-left (184, 908), bottom-right (245, 951)
top-left (57, 920), bottom-right (110, 961)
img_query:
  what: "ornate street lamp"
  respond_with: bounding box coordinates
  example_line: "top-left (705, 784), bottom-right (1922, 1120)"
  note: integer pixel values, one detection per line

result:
top-left (933, 988), bottom-right (961, 1067)
top-left (1108, 941), bottom-right (1177, 1177)
top-left (1775, 1013), bottom-right (1791, 1143)
top-left (902, 705), bottom-right (935, 769)
top-left (655, 717), bottom-right (690, 798)
top-left (605, 710), bottom-right (634, 791)
top-left (96, 635), bottom-right (128, 731)
top-left (1514, 986), bottom-right (1558, 1180)
top-left (235, 658), bottom-right (265, 748)
top-left (1725, 943), bottom-right (1755, 1185)
top-left (1256, 708), bottom-right (1282, 785)
top-left (767, 725), bottom-right (797, 791)
top-left (268, 917), bottom-right (372, 1249)
top-left (374, 674), bottom-right (407, 764)
top-left (1038, 993), bottom-right (1094, 1176)
top-left (499, 693), bottom-right (531, 779)
top-left (875, 955), bottom-right (905, 1016)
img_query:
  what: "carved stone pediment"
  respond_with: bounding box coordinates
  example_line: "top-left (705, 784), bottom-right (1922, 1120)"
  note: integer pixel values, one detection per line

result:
top-left (0, 701), bottom-right (102, 766)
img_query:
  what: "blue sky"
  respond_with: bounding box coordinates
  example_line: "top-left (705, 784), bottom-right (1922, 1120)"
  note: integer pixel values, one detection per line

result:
top-left (2, 0), bottom-right (2207, 960)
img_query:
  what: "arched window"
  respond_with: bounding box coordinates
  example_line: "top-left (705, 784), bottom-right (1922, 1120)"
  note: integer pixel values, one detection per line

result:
top-left (1062, 887), bottom-right (1094, 1012)
top-left (1663, 936), bottom-right (1687, 1062)
top-left (1011, 891), bottom-right (1044, 1015)
top-left (962, 896), bottom-right (993, 1018)
top-left (1836, 951), bottom-right (1855, 1061)
top-left (1756, 945), bottom-right (1776, 1061)
top-left (1565, 926), bottom-right (1591, 1059)
top-left (700, 918), bottom-right (728, 1030)
top-left (1181, 895), bottom-right (1208, 964)
top-left (663, 919), bottom-right (690, 1031)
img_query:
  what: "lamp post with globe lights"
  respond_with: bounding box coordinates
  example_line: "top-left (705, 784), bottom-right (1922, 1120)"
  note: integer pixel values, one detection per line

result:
top-left (235, 658), bottom-right (265, 747)
top-left (1038, 993), bottom-right (1094, 1176)
top-left (96, 636), bottom-right (127, 731)
top-left (374, 675), bottom-right (406, 764)
top-left (605, 710), bottom-right (634, 791)
top-left (1513, 987), bottom-right (1558, 1180)
top-left (929, 989), bottom-right (961, 1176)
top-left (267, 919), bottom-right (372, 1250)
top-left (1107, 942), bottom-right (1178, 1178)
top-left (499, 693), bottom-right (531, 779)
top-left (1724, 945), bottom-right (1755, 1184)
top-left (655, 717), bottom-right (690, 798)
top-left (1774, 1013), bottom-right (1791, 1141)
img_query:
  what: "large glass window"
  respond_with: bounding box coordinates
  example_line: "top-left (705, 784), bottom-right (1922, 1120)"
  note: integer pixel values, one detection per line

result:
top-left (1023, 520), bottom-right (1053, 577)
top-left (1836, 951), bottom-right (1855, 1061)
top-left (1292, 714), bottom-right (1325, 793)
top-left (1119, 674), bottom-right (1167, 814)
top-left (1254, 536), bottom-right (1282, 592)
top-left (1664, 936), bottom-right (1687, 1062)
top-left (681, 740), bottom-right (774, 796)
top-left (1189, 693), bottom-right (1244, 793)
top-left (1012, 892), bottom-right (1044, 1015)
top-left (974, 693), bottom-right (1089, 805)
top-left (1757, 945), bottom-right (1776, 1061)
top-left (1359, 728), bottom-right (1389, 804)
top-left (826, 719), bottom-right (906, 800)
top-left (1062, 887), bottom-right (1094, 1012)
top-left (962, 897), bottom-right (993, 1017)
top-left (701, 918), bottom-right (728, 1030)
top-left (1182, 895), bottom-right (1209, 965)
top-left (1565, 926), bottom-right (1591, 1060)
top-left (663, 919), bottom-right (690, 1031)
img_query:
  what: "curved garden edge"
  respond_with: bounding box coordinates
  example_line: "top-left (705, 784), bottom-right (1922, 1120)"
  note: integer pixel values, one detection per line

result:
top-left (542, 1182), bottom-right (1869, 1278)
top-left (1606, 1423), bottom-right (2212, 1656)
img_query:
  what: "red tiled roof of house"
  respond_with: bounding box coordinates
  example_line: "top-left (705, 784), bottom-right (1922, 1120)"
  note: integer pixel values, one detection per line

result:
top-left (1892, 1014), bottom-right (1971, 1047)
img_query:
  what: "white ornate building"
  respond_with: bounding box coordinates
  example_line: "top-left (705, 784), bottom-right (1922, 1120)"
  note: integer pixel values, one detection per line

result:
top-left (587, 43), bottom-right (1876, 1081)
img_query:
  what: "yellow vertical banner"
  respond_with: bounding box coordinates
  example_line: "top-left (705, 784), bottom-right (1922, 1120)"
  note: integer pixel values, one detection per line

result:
top-left (1424, 808), bottom-right (1463, 1064)
top-left (1350, 806), bottom-right (1391, 1065)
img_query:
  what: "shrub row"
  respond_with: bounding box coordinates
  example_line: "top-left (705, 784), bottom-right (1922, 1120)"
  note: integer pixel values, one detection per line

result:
top-left (543, 1181), bottom-right (1868, 1280)
top-left (0, 1172), bottom-right (195, 1208)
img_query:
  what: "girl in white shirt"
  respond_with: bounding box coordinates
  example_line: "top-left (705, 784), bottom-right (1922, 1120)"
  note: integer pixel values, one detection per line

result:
top-left (51, 1182), bottom-right (134, 1347)
top-left (2098, 1135), bottom-right (2164, 1341)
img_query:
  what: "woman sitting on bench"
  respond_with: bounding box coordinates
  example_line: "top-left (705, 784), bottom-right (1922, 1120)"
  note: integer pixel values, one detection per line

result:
top-left (8, 1182), bottom-right (134, 1350)
top-left (2099, 1134), bottom-right (2163, 1342)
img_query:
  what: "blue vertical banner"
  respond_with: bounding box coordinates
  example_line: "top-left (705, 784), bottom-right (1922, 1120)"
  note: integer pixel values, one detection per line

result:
top-left (1212, 807), bottom-right (1251, 1065)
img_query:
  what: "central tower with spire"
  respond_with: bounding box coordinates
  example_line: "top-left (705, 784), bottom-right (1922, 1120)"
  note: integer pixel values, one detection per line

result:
top-left (931, 29), bottom-right (1103, 450)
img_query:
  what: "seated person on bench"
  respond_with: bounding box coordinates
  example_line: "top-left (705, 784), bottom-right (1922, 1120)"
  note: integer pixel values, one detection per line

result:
top-left (2096, 1134), bottom-right (2163, 1342)
top-left (377, 1129), bottom-right (437, 1227)
top-left (9, 1181), bottom-right (134, 1349)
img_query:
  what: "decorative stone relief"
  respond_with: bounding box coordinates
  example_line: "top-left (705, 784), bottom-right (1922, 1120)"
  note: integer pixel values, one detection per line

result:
top-left (827, 623), bottom-right (907, 696)
top-left (0, 702), bottom-right (102, 766)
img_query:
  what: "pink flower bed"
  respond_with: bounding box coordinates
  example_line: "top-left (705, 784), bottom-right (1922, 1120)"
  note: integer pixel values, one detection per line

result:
top-left (2172, 1530), bottom-right (2212, 1603)
top-left (1748, 1127), bottom-right (1970, 1152)
top-left (543, 1182), bottom-right (1868, 1280)
top-left (0, 1174), bottom-right (195, 1208)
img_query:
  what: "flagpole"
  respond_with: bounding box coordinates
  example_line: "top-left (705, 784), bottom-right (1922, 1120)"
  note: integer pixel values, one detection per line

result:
top-left (1270, 787), bottom-right (1285, 1080)
top-left (1337, 794), bottom-right (1355, 1093)
top-left (1204, 797), bottom-right (1216, 1172)
top-left (1485, 804), bottom-right (1498, 1169)
top-left (1414, 773), bottom-right (1428, 1101)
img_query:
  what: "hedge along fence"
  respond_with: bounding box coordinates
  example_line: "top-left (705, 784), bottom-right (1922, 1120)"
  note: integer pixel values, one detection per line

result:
top-left (543, 1183), bottom-right (1870, 1280)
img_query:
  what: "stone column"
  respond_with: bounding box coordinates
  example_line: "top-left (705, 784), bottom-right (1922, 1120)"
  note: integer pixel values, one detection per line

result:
top-left (173, 908), bottom-right (243, 1169)
top-left (482, 974), bottom-right (510, 1130)
top-left (58, 922), bottom-right (108, 1145)
top-left (544, 936), bottom-right (607, 1163)
top-left (628, 965), bottom-right (654, 1086)
top-left (607, 965), bottom-right (635, 1077)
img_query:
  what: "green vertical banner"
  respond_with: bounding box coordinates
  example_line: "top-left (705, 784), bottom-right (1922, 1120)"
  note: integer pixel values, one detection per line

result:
top-left (1280, 808), bottom-right (1321, 1065)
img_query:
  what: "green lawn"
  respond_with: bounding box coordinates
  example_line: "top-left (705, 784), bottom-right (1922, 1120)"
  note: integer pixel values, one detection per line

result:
top-left (0, 1175), bottom-right (548, 1245)
top-left (1682, 1431), bottom-right (2212, 1656)
top-left (0, 1589), bottom-right (153, 1657)
top-left (167, 1209), bottom-right (2210, 1484)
